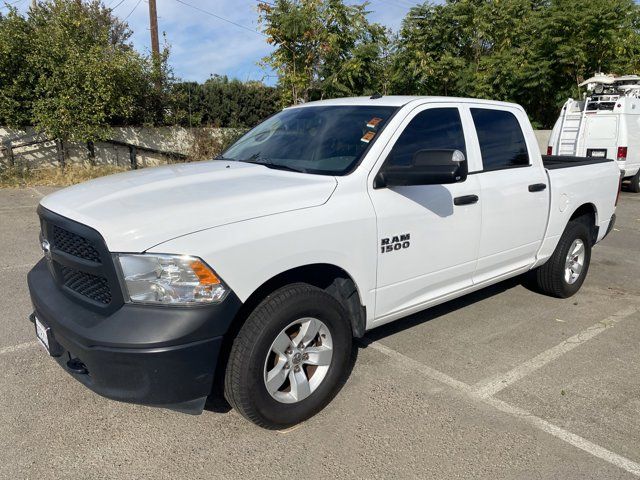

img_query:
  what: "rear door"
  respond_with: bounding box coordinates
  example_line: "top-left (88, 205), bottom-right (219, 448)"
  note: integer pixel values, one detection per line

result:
top-left (468, 106), bottom-right (550, 284)
top-left (369, 103), bottom-right (482, 323)
top-left (581, 114), bottom-right (619, 163)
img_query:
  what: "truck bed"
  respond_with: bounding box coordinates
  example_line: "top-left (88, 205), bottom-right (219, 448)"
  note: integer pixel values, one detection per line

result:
top-left (542, 157), bottom-right (619, 257)
top-left (542, 155), bottom-right (614, 170)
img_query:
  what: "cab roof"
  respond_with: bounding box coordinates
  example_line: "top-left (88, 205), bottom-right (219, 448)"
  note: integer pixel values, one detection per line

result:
top-left (292, 95), bottom-right (522, 110)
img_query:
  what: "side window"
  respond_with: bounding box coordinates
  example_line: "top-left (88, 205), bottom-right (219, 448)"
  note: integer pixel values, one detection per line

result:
top-left (387, 108), bottom-right (466, 167)
top-left (471, 108), bottom-right (530, 171)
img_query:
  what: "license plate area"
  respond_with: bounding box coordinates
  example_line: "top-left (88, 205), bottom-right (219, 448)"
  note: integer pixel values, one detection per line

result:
top-left (34, 316), bottom-right (52, 355)
top-left (587, 148), bottom-right (607, 158)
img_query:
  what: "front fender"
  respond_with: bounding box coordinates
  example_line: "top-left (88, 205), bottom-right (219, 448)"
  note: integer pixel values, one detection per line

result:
top-left (148, 198), bottom-right (378, 324)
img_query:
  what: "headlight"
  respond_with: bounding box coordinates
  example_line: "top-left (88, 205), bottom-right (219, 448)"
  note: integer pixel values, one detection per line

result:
top-left (115, 254), bottom-right (228, 305)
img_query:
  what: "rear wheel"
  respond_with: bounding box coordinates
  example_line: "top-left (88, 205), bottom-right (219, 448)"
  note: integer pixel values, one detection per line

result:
top-left (224, 283), bottom-right (353, 429)
top-left (629, 170), bottom-right (640, 193)
top-left (533, 220), bottom-right (592, 298)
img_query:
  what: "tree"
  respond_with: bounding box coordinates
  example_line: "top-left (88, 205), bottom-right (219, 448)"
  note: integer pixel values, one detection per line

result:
top-left (27, 1), bottom-right (157, 142)
top-left (537, 0), bottom-right (640, 124)
top-left (391, 1), bottom-right (552, 113)
top-left (257, 0), bottom-right (389, 105)
top-left (390, 2), bottom-right (470, 96)
top-left (315, 0), bottom-right (390, 98)
top-left (0, 7), bottom-right (37, 127)
top-left (166, 75), bottom-right (280, 128)
top-left (0, 1), bottom-right (159, 142)
top-left (391, 0), bottom-right (640, 128)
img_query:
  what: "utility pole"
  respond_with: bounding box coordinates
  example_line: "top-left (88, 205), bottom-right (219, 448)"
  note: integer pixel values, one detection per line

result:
top-left (148, 0), bottom-right (162, 122)
top-left (148, 0), bottom-right (160, 60)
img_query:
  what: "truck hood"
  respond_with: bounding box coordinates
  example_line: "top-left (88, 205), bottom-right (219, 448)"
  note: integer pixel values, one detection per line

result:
top-left (40, 161), bottom-right (338, 252)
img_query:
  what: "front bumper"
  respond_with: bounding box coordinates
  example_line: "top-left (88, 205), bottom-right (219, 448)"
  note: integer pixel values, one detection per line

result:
top-left (27, 258), bottom-right (242, 414)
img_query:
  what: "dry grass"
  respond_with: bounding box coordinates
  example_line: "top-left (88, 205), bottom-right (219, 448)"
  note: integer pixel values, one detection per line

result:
top-left (0, 164), bottom-right (129, 188)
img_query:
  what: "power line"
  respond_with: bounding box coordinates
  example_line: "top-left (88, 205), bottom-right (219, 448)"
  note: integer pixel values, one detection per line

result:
top-left (173, 0), bottom-right (268, 38)
top-left (109, 0), bottom-right (128, 11)
top-left (370, 0), bottom-right (417, 11)
top-left (123, 0), bottom-right (142, 21)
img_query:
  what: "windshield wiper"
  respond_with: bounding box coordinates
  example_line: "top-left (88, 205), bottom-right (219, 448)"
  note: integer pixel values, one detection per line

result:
top-left (238, 159), bottom-right (307, 174)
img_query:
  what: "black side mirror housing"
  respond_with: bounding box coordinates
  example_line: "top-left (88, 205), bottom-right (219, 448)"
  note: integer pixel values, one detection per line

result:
top-left (374, 149), bottom-right (468, 189)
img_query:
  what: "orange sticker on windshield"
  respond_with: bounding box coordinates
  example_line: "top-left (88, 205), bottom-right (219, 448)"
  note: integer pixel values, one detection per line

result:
top-left (367, 117), bottom-right (383, 129)
top-left (361, 131), bottom-right (376, 143)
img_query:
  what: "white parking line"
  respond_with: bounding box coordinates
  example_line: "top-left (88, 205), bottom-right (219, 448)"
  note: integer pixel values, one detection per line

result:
top-left (485, 395), bottom-right (640, 477)
top-left (1, 263), bottom-right (35, 272)
top-left (0, 341), bottom-right (38, 356)
top-left (473, 306), bottom-right (639, 398)
top-left (366, 334), bottom-right (640, 478)
top-left (365, 339), bottom-right (472, 393)
top-left (0, 205), bottom-right (38, 211)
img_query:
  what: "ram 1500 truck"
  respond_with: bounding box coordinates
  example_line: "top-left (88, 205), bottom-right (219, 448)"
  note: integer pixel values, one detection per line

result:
top-left (27, 96), bottom-right (621, 429)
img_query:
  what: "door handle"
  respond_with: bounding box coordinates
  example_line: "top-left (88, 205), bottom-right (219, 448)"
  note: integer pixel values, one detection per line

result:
top-left (528, 183), bottom-right (547, 192)
top-left (454, 195), bottom-right (479, 206)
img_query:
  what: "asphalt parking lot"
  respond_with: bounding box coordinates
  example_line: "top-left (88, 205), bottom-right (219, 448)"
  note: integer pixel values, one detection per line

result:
top-left (1, 186), bottom-right (639, 479)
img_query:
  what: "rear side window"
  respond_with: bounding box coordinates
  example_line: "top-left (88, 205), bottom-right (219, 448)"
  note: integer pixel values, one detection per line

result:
top-left (387, 108), bottom-right (466, 167)
top-left (471, 108), bottom-right (530, 171)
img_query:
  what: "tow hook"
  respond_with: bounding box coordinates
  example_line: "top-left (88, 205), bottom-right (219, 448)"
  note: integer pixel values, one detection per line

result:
top-left (66, 358), bottom-right (88, 375)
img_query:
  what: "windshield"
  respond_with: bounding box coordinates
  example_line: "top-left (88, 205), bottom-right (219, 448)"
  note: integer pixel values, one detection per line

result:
top-left (222, 105), bottom-right (397, 175)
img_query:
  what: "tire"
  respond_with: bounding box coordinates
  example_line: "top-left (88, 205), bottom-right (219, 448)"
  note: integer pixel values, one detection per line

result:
top-left (224, 283), bottom-right (353, 429)
top-left (629, 170), bottom-right (640, 193)
top-left (533, 220), bottom-right (592, 298)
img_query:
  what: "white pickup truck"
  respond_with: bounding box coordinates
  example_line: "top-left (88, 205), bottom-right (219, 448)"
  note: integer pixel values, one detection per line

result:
top-left (27, 96), bottom-right (621, 429)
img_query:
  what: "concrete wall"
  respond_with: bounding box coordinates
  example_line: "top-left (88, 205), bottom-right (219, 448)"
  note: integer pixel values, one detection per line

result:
top-left (0, 126), bottom-right (234, 170)
top-left (534, 130), bottom-right (552, 153)
top-left (1, 126), bottom-right (555, 170)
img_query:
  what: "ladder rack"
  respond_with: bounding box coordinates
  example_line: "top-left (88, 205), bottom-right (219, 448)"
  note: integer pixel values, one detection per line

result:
top-left (555, 98), bottom-right (590, 156)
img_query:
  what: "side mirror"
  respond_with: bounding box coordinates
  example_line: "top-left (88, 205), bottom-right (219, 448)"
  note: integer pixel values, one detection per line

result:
top-left (374, 149), bottom-right (468, 188)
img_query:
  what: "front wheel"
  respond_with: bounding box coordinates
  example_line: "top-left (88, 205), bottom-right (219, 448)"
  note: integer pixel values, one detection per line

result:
top-left (224, 283), bottom-right (353, 429)
top-left (532, 220), bottom-right (592, 298)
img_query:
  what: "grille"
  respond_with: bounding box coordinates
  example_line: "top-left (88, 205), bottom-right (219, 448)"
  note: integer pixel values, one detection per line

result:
top-left (60, 266), bottom-right (112, 305)
top-left (53, 225), bottom-right (102, 263)
top-left (40, 207), bottom-right (123, 311)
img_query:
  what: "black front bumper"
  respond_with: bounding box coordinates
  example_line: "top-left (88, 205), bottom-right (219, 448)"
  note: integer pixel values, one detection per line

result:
top-left (28, 258), bottom-right (242, 414)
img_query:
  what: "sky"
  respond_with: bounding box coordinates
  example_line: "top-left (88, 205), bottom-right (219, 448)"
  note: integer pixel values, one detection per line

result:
top-left (111, 0), bottom-right (425, 85)
top-left (0, 0), bottom-right (427, 84)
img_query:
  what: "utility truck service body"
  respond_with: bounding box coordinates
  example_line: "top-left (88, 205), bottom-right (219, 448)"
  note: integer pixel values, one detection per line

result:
top-left (548, 74), bottom-right (640, 192)
top-left (27, 96), bottom-right (621, 428)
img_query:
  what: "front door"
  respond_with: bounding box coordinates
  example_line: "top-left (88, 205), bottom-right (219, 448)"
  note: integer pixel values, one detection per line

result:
top-left (369, 105), bottom-right (482, 324)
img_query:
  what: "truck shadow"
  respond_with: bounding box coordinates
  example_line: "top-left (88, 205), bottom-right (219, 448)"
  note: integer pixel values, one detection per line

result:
top-left (391, 184), bottom-right (454, 218)
top-left (362, 275), bottom-right (525, 343)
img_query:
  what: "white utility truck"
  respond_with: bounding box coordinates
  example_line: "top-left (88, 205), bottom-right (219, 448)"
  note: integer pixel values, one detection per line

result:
top-left (548, 74), bottom-right (640, 192)
top-left (28, 96), bottom-right (621, 429)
